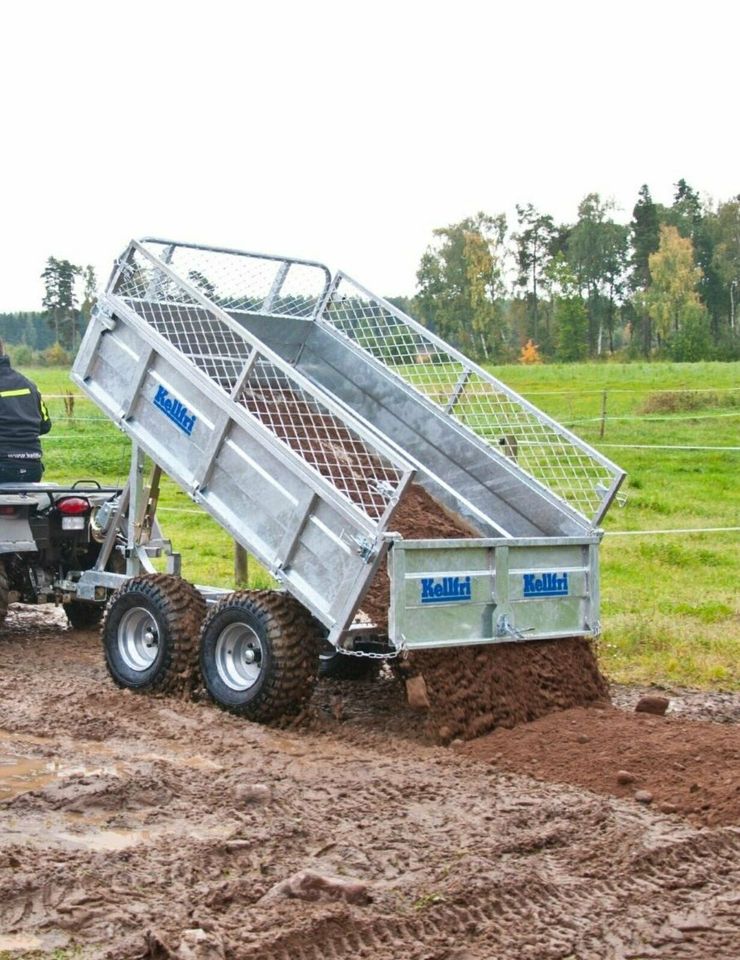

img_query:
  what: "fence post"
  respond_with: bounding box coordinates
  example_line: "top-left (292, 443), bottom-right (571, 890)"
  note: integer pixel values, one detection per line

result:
top-left (599, 390), bottom-right (608, 440)
top-left (234, 543), bottom-right (248, 586)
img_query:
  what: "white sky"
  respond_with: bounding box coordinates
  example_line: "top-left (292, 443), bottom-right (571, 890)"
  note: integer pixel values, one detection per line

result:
top-left (1, 0), bottom-right (737, 311)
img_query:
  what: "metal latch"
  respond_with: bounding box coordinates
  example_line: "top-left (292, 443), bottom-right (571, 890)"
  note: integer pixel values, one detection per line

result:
top-left (495, 614), bottom-right (533, 642)
top-left (350, 534), bottom-right (375, 563)
top-left (92, 302), bottom-right (116, 331)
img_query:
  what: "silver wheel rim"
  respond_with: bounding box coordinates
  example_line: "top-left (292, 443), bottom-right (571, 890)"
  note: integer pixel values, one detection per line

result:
top-left (215, 622), bottom-right (263, 691)
top-left (118, 606), bottom-right (160, 671)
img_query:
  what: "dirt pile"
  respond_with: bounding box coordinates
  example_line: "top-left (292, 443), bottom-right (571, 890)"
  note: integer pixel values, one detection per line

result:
top-left (361, 483), bottom-right (479, 627)
top-left (462, 704), bottom-right (740, 827)
top-left (413, 636), bottom-right (609, 741)
top-left (240, 380), bottom-right (399, 520)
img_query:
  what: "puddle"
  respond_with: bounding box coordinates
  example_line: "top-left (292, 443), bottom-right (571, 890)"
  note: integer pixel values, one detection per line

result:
top-left (0, 753), bottom-right (122, 802)
top-left (55, 827), bottom-right (149, 851)
top-left (0, 932), bottom-right (43, 950)
top-left (55, 821), bottom-right (234, 852)
top-left (0, 727), bottom-right (55, 746)
top-left (0, 755), bottom-right (59, 801)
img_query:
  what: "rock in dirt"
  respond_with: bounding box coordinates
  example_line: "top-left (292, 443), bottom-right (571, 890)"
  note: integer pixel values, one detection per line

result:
top-left (145, 930), bottom-right (175, 959)
top-left (234, 783), bottom-right (272, 805)
top-left (263, 869), bottom-right (371, 905)
top-left (634, 789), bottom-right (654, 804)
top-left (406, 674), bottom-right (431, 712)
top-left (616, 770), bottom-right (636, 785)
top-left (635, 695), bottom-right (670, 716)
top-left (177, 928), bottom-right (225, 960)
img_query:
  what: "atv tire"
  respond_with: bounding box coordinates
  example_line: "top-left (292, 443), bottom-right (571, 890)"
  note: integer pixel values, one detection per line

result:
top-left (199, 590), bottom-right (319, 722)
top-left (0, 561), bottom-right (8, 626)
top-left (102, 574), bottom-right (206, 695)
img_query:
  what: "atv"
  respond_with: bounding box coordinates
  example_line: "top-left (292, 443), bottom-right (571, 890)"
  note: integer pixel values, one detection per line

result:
top-left (0, 481), bottom-right (125, 629)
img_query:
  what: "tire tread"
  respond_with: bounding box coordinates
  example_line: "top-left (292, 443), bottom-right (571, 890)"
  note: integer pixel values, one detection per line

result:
top-left (200, 590), bottom-right (320, 722)
top-left (102, 574), bottom-right (206, 694)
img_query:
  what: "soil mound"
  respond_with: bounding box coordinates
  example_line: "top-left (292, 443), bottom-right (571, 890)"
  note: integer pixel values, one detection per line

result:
top-left (414, 636), bottom-right (609, 741)
top-left (462, 704), bottom-right (740, 827)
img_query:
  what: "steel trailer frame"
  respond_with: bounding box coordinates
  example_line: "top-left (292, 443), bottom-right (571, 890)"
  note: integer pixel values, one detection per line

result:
top-left (71, 237), bottom-right (625, 653)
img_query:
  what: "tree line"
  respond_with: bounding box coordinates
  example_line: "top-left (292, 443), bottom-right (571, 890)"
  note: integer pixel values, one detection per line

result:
top-left (0, 258), bottom-right (97, 364)
top-left (1, 183), bottom-right (737, 368)
top-left (402, 180), bottom-right (739, 363)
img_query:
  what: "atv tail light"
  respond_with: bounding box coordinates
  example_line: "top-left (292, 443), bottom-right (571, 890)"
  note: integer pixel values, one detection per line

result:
top-left (57, 496), bottom-right (91, 532)
top-left (57, 497), bottom-right (91, 516)
top-left (0, 505), bottom-right (17, 516)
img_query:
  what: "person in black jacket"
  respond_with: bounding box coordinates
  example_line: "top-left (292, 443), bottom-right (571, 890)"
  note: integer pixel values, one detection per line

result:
top-left (0, 339), bottom-right (52, 483)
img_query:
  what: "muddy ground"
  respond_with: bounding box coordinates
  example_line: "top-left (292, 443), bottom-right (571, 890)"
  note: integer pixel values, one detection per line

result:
top-left (0, 605), bottom-right (738, 959)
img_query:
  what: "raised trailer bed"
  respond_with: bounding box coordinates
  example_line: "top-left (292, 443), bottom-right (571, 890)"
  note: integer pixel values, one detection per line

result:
top-left (71, 238), bottom-right (624, 719)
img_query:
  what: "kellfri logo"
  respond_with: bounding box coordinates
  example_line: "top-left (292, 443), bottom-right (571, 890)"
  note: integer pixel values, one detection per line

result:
top-left (420, 576), bottom-right (472, 604)
top-left (153, 385), bottom-right (197, 436)
top-left (523, 572), bottom-right (569, 597)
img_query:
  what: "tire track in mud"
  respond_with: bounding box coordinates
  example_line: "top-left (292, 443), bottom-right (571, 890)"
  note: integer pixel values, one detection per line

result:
top-left (233, 827), bottom-right (740, 960)
top-left (1, 608), bottom-right (739, 959)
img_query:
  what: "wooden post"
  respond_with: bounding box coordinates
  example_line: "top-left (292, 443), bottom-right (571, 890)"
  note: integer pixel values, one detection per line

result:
top-left (234, 542), bottom-right (248, 586)
top-left (599, 390), bottom-right (608, 440)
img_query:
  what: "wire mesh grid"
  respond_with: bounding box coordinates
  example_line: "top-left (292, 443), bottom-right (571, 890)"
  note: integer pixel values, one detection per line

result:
top-left (236, 360), bottom-right (405, 520)
top-left (322, 277), bottom-right (620, 521)
top-left (112, 247), bottom-right (405, 521)
top-left (115, 250), bottom-right (251, 391)
top-left (141, 241), bottom-right (330, 319)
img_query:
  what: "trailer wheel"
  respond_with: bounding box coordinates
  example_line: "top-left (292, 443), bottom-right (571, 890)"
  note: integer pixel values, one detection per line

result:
top-left (318, 641), bottom-right (380, 681)
top-left (0, 561), bottom-right (8, 626)
top-left (199, 590), bottom-right (319, 722)
top-left (102, 574), bottom-right (205, 694)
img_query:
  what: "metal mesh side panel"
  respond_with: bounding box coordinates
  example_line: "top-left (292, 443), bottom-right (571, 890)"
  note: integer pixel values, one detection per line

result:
top-left (141, 241), bottom-right (330, 319)
top-left (236, 361), bottom-right (403, 520)
top-left (322, 277), bottom-right (621, 522)
top-left (112, 249), bottom-right (405, 521)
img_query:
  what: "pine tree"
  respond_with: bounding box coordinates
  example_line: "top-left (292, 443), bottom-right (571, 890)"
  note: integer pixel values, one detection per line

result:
top-left (41, 257), bottom-right (81, 350)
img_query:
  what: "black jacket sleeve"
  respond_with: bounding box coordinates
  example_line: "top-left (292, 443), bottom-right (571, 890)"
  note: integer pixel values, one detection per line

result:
top-left (37, 392), bottom-right (52, 435)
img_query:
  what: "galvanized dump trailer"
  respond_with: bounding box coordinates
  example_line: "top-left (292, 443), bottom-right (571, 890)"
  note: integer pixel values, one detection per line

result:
top-left (71, 238), bottom-right (625, 718)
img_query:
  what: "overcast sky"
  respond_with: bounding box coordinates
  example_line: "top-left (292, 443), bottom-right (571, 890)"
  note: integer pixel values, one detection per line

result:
top-left (1, 0), bottom-right (737, 311)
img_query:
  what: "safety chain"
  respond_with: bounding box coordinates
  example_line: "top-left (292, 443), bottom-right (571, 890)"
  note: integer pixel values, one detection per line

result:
top-left (337, 642), bottom-right (406, 661)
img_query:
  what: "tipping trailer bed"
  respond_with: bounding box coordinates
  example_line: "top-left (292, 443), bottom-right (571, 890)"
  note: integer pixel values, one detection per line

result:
top-left (72, 238), bottom-right (624, 654)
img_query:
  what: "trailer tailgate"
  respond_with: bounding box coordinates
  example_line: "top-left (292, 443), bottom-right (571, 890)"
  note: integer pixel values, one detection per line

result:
top-left (388, 536), bottom-right (602, 649)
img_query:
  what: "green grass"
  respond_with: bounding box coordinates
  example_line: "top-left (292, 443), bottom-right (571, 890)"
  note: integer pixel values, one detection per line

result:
top-left (26, 361), bottom-right (740, 690)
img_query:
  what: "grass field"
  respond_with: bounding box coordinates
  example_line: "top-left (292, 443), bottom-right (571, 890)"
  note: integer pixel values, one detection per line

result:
top-left (25, 361), bottom-right (739, 690)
